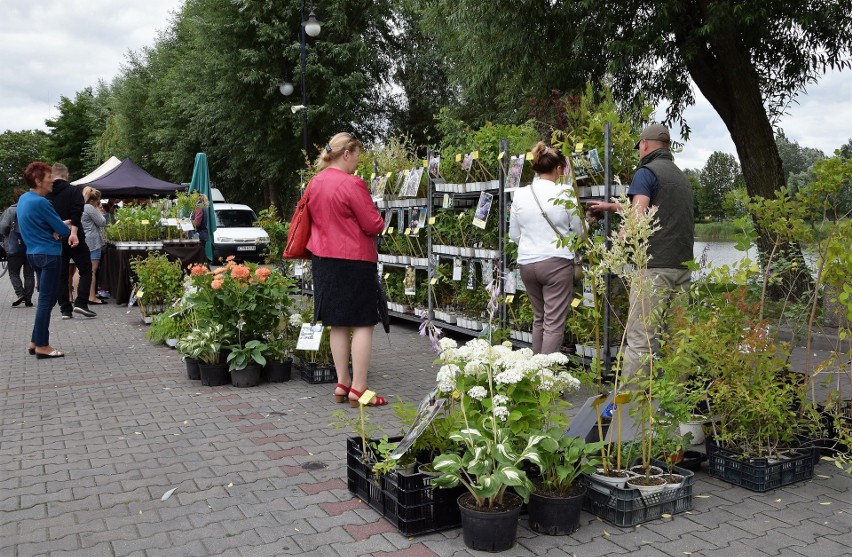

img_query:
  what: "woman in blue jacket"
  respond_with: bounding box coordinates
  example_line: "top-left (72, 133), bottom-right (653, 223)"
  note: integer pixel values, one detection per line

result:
top-left (17, 162), bottom-right (74, 358)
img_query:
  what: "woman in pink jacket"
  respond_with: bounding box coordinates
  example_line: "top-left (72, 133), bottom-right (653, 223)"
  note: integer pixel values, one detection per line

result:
top-left (306, 132), bottom-right (386, 406)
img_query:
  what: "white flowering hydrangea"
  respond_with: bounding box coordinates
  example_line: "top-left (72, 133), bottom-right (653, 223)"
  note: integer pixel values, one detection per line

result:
top-left (438, 337), bottom-right (458, 351)
top-left (494, 368), bottom-right (524, 385)
top-left (463, 361), bottom-right (486, 376)
top-left (493, 405), bottom-right (509, 422)
top-left (288, 313), bottom-right (303, 327)
top-left (436, 364), bottom-right (460, 393)
top-left (492, 394), bottom-right (508, 406)
top-left (467, 386), bottom-right (487, 400)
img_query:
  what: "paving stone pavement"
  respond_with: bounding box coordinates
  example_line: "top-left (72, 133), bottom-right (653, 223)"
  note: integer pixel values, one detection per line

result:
top-left (1, 277), bottom-right (850, 557)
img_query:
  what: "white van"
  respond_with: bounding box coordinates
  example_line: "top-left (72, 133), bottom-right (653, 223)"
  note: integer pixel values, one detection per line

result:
top-left (212, 203), bottom-right (269, 262)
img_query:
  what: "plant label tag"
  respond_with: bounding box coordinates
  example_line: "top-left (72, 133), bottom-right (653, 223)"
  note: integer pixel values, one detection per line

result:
top-left (296, 323), bottom-right (323, 351)
top-left (498, 150), bottom-right (505, 161)
top-left (504, 270), bottom-right (517, 294)
top-left (430, 277), bottom-right (438, 285)
top-left (525, 152), bottom-right (534, 161)
top-left (571, 297), bottom-right (582, 308)
top-left (466, 262), bottom-right (475, 290)
top-left (442, 194), bottom-right (452, 209)
top-left (180, 219), bottom-right (194, 231)
top-left (505, 294), bottom-right (514, 304)
top-left (453, 258), bottom-right (463, 281)
top-left (377, 263), bottom-right (383, 276)
top-left (481, 261), bottom-right (493, 284)
top-left (472, 192), bottom-right (493, 229)
top-left (455, 153), bottom-right (462, 162)
top-left (514, 269), bottom-right (525, 291)
top-left (575, 142), bottom-right (584, 153)
top-left (294, 262), bottom-right (303, 276)
top-left (404, 266), bottom-right (416, 296)
top-left (141, 219), bottom-right (149, 225)
top-left (428, 216), bottom-right (436, 225)
top-left (357, 389), bottom-right (377, 405)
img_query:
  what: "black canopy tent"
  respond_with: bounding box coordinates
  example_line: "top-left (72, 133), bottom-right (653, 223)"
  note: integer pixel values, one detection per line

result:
top-left (77, 158), bottom-right (185, 197)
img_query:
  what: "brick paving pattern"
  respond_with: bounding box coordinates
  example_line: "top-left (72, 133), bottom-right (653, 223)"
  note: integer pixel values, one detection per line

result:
top-left (1, 277), bottom-right (850, 556)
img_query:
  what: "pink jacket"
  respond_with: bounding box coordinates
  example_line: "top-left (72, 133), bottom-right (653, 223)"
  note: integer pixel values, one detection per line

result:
top-left (306, 168), bottom-right (384, 262)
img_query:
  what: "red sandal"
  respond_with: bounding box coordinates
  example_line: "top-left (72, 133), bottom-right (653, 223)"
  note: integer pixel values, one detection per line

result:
top-left (333, 383), bottom-right (350, 403)
top-left (348, 388), bottom-right (388, 408)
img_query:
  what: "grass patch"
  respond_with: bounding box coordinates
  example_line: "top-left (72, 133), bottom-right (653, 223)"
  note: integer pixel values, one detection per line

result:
top-left (694, 221), bottom-right (748, 241)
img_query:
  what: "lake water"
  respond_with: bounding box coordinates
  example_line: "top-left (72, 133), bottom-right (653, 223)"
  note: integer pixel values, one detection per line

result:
top-left (693, 241), bottom-right (757, 269)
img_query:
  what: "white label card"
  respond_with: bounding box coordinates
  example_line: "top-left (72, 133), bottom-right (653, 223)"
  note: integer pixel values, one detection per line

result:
top-left (452, 258), bottom-right (463, 281)
top-left (296, 323), bottom-right (324, 351)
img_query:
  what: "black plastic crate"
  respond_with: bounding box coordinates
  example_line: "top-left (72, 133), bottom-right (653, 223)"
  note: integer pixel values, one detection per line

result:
top-left (346, 437), bottom-right (463, 536)
top-left (706, 444), bottom-right (816, 492)
top-left (297, 359), bottom-right (336, 384)
top-left (580, 463), bottom-right (695, 527)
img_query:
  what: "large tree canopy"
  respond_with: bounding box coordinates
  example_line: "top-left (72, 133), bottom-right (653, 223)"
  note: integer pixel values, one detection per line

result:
top-left (412, 0), bottom-right (852, 297)
top-left (0, 130), bottom-right (49, 208)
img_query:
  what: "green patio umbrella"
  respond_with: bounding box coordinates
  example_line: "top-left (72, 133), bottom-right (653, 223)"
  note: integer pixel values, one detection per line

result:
top-left (187, 153), bottom-right (216, 261)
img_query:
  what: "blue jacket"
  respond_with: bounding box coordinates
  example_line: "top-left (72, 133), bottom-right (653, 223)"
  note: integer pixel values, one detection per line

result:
top-left (16, 192), bottom-right (69, 256)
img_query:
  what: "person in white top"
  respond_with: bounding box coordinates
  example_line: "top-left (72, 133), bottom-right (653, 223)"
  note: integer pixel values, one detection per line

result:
top-left (509, 142), bottom-right (583, 354)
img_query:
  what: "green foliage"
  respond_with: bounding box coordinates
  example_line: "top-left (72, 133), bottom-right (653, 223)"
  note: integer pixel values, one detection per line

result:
top-left (44, 88), bottom-right (103, 179)
top-left (145, 311), bottom-right (191, 345)
top-left (0, 130), bottom-right (49, 208)
top-left (532, 433), bottom-right (603, 495)
top-left (177, 324), bottom-right (228, 365)
top-left (255, 205), bottom-right (288, 266)
top-left (699, 152), bottom-right (744, 220)
top-left (130, 253), bottom-right (184, 310)
top-left (226, 339), bottom-right (268, 371)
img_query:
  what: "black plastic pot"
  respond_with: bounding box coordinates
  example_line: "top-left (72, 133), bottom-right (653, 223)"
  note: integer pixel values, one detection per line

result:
top-left (527, 486), bottom-right (585, 536)
top-left (185, 357), bottom-right (201, 380)
top-left (458, 492), bottom-right (521, 552)
top-left (199, 363), bottom-right (230, 387)
top-left (262, 359), bottom-right (292, 383)
top-left (231, 364), bottom-right (262, 388)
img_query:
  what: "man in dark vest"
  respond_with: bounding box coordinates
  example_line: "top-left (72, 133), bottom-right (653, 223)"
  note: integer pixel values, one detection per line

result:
top-left (47, 163), bottom-right (96, 319)
top-left (586, 123), bottom-right (694, 384)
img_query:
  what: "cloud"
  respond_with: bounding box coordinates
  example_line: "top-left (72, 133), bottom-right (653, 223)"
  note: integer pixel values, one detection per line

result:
top-left (0, 0), bottom-right (181, 132)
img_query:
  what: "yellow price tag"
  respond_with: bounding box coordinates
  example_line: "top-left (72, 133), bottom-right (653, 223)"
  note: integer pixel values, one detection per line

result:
top-left (525, 152), bottom-right (533, 161)
top-left (571, 297), bottom-right (582, 308)
top-left (430, 278), bottom-right (438, 285)
top-left (505, 294), bottom-right (514, 304)
top-left (471, 151), bottom-right (479, 160)
top-left (387, 227), bottom-right (394, 234)
top-left (370, 173), bottom-right (376, 180)
top-left (358, 389), bottom-right (377, 406)
top-left (404, 227), bottom-right (411, 235)
top-left (141, 219), bottom-right (150, 225)
top-left (386, 172), bottom-right (392, 178)
top-left (455, 153), bottom-right (462, 162)
top-left (575, 143), bottom-right (584, 153)
top-left (384, 273), bottom-right (390, 279)
top-left (403, 169), bottom-right (409, 176)
top-left (422, 159), bottom-right (428, 168)
top-left (428, 217), bottom-right (436, 225)
top-left (137, 288), bottom-right (144, 298)
top-left (498, 151), bottom-right (505, 161)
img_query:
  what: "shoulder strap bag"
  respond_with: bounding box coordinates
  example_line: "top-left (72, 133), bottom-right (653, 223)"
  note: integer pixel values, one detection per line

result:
top-left (282, 180), bottom-right (314, 260)
top-left (529, 183), bottom-right (584, 285)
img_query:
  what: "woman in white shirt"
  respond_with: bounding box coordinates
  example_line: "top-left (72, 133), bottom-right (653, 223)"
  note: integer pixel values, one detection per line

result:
top-left (509, 142), bottom-right (583, 354)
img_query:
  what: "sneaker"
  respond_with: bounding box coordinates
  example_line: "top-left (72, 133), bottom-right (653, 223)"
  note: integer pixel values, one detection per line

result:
top-left (73, 306), bottom-right (97, 318)
top-left (61, 312), bottom-right (74, 320)
top-left (601, 403), bottom-right (616, 420)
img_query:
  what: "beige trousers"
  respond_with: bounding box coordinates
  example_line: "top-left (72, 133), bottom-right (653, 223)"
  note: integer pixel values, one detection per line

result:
top-left (520, 257), bottom-right (574, 354)
top-left (621, 267), bottom-right (691, 381)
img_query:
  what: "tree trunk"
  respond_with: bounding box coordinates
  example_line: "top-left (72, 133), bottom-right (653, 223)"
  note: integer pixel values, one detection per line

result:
top-left (677, 7), bottom-right (812, 299)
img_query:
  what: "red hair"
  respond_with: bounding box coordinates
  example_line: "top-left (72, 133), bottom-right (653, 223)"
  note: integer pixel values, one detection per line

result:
top-left (23, 162), bottom-right (52, 188)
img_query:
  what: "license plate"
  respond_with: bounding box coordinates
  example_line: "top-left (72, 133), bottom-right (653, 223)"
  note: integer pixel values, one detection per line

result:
top-left (236, 245), bottom-right (256, 251)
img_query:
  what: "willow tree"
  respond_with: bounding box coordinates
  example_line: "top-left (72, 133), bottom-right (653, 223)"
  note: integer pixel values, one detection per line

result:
top-left (415, 0), bottom-right (852, 297)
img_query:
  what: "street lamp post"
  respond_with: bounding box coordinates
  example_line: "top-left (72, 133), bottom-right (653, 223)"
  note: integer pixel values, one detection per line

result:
top-left (280, 1), bottom-right (321, 157)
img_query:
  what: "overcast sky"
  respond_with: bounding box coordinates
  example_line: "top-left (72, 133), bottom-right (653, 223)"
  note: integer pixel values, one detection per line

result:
top-left (1, 0), bottom-right (850, 172)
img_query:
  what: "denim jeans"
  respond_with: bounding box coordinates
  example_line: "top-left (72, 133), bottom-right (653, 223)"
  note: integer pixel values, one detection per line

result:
top-left (27, 253), bottom-right (61, 347)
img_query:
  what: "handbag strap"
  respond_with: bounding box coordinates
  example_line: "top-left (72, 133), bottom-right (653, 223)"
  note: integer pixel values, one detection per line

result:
top-left (529, 183), bottom-right (566, 240)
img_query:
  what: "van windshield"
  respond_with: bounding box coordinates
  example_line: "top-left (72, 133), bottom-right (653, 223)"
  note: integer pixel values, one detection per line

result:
top-left (215, 209), bottom-right (257, 228)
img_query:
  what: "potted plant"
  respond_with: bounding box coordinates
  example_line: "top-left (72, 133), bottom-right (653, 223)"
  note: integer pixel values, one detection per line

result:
top-left (430, 336), bottom-right (583, 552)
top-left (178, 324), bottom-right (230, 386)
top-left (226, 339), bottom-right (267, 388)
top-left (262, 330), bottom-right (295, 383)
top-left (526, 432), bottom-right (603, 535)
top-left (130, 253), bottom-right (184, 321)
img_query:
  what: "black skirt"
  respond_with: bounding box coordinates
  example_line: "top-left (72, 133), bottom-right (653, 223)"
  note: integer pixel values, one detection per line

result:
top-left (311, 255), bottom-right (380, 327)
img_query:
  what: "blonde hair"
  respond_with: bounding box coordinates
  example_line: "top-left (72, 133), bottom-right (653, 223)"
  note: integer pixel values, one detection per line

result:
top-left (530, 141), bottom-right (566, 174)
top-left (51, 162), bottom-right (69, 179)
top-left (196, 193), bottom-right (209, 208)
top-left (315, 132), bottom-right (362, 171)
top-left (82, 186), bottom-right (102, 205)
